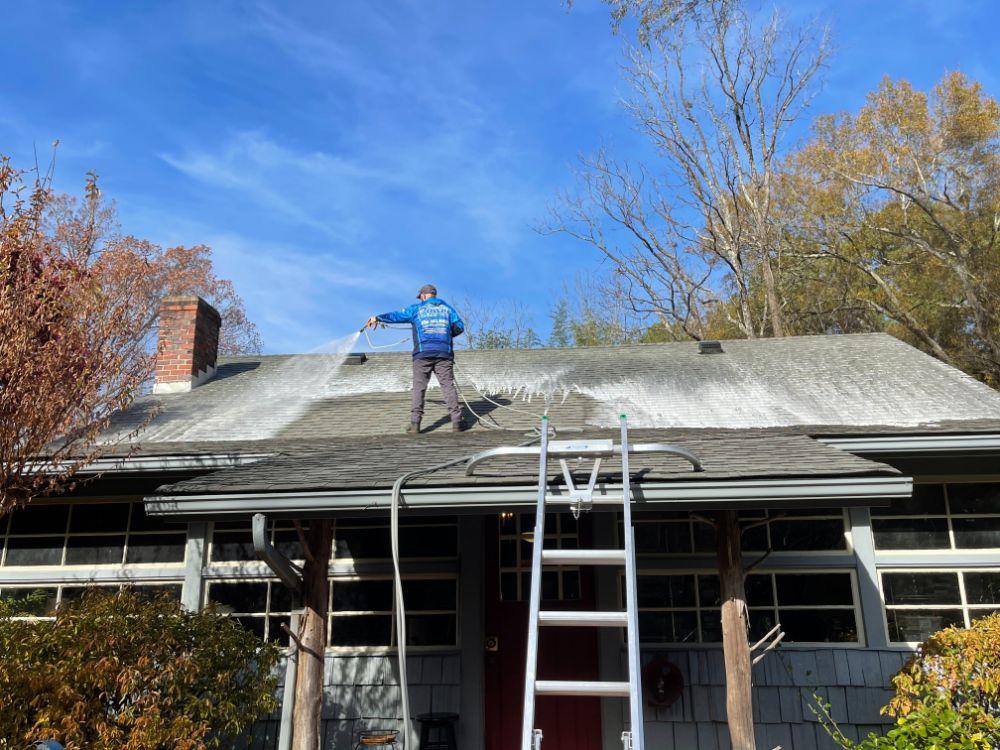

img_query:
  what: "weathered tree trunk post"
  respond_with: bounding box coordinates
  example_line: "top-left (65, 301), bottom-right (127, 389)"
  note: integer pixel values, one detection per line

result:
top-left (715, 510), bottom-right (756, 750)
top-left (292, 520), bottom-right (333, 750)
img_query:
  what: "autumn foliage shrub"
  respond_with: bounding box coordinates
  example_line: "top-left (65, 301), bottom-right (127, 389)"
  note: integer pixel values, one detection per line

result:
top-left (817, 613), bottom-right (1000, 749)
top-left (0, 588), bottom-right (280, 750)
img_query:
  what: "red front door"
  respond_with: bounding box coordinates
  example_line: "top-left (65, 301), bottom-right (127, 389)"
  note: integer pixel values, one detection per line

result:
top-left (483, 513), bottom-right (603, 750)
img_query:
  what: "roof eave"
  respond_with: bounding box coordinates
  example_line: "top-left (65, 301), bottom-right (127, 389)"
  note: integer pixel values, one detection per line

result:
top-left (819, 433), bottom-right (1000, 454)
top-left (144, 474), bottom-right (912, 520)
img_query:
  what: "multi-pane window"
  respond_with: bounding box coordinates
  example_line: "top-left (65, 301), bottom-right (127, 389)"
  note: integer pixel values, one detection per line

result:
top-left (630, 571), bottom-right (860, 645)
top-left (881, 569), bottom-right (1000, 643)
top-left (205, 579), bottom-right (294, 643)
top-left (628, 509), bottom-right (848, 554)
top-left (1, 502), bottom-right (186, 567)
top-left (0, 583), bottom-right (182, 618)
top-left (204, 576), bottom-right (458, 650)
top-left (871, 484), bottom-right (1000, 550)
top-left (331, 576), bottom-right (457, 649)
top-left (209, 516), bottom-right (458, 563)
top-left (498, 512), bottom-right (580, 601)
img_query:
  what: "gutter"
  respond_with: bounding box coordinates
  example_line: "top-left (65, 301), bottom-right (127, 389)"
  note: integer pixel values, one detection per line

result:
top-left (145, 475), bottom-right (913, 518)
top-left (80, 453), bottom-right (273, 473)
top-left (819, 433), bottom-right (1000, 454)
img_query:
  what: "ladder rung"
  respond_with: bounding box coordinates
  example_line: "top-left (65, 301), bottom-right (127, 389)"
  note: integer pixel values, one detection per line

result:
top-left (535, 680), bottom-right (631, 697)
top-left (545, 494), bottom-right (625, 506)
top-left (542, 549), bottom-right (626, 566)
top-left (539, 611), bottom-right (627, 627)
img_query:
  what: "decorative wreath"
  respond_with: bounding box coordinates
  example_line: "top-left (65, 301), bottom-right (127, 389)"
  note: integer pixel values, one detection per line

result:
top-left (642, 654), bottom-right (685, 708)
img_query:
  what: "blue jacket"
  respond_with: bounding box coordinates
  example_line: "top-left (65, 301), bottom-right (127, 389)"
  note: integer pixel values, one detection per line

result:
top-left (376, 298), bottom-right (465, 359)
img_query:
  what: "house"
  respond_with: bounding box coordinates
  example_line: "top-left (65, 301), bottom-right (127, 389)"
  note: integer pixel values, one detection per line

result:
top-left (4, 295), bottom-right (1000, 750)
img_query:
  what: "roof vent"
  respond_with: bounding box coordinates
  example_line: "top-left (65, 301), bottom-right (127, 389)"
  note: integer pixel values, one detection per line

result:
top-left (699, 340), bottom-right (724, 355)
top-left (344, 352), bottom-right (368, 365)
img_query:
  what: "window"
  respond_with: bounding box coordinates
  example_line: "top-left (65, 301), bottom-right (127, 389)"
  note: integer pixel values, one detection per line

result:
top-left (0, 583), bottom-right (182, 619)
top-left (630, 571), bottom-right (860, 645)
top-left (331, 576), bottom-right (457, 649)
top-left (628, 509), bottom-right (848, 555)
top-left (498, 512), bottom-right (580, 602)
top-left (205, 580), bottom-right (293, 643)
top-left (209, 516), bottom-right (458, 563)
top-left (1, 502), bottom-right (186, 567)
top-left (203, 576), bottom-right (459, 650)
top-left (871, 484), bottom-right (1000, 551)
top-left (881, 569), bottom-right (1000, 643)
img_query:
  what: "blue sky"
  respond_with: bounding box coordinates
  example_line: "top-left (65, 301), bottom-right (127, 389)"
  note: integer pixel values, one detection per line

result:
top-left (1, 1), bottom-right (997, 353)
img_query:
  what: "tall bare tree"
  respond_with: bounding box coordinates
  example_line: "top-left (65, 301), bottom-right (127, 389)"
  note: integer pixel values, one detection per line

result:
top-left (549, 1), bottom-right (829, 340)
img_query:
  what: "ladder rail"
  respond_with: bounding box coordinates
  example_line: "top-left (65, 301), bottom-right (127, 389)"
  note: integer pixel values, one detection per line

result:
top-left (519, 416), bottom-right (670, 750)
top-left (620, 415), bottom-right (645, 750)
top-left (521, 417), bottom-right (550, 750)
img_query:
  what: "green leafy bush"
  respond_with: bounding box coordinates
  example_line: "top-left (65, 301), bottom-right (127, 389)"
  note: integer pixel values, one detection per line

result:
top-left (815, 613), bottom-right (1000, 749)
top-left (0, 588), bottom-right (280, 750)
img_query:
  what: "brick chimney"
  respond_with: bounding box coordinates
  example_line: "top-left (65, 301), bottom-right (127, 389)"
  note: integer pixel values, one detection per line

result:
top-left (153, 296), bottom-right (222, 394)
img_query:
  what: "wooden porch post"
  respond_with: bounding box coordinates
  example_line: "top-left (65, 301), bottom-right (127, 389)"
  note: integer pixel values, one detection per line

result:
top-left (715, 510), bottom-right (756, 750)
top-left (292, 519), bottom-right (333, 750)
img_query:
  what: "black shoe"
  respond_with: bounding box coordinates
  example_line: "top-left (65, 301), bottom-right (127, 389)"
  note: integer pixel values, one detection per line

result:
top-left (452, 419), bottom-right (468, 433)
top-left (406, 422), bottom-right (421, 435)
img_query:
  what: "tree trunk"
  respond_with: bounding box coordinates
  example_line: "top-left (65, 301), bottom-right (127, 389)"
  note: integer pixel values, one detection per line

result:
top-left (715, 510), bottom-right (755, 750)
top-left (760, 252), bottom-right (785, 337)
top-left (292, 520), bottom-right (333, 750)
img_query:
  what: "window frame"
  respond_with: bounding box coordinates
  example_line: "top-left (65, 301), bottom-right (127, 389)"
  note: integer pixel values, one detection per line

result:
top-left (0, 500), bottom-right (188, 569)
top-left (870, 483), bottom-right (1000, 554)
top-left (625, 568), bottom-right (865, 649)
top-left (878, 567), bottom-right (1000, 646)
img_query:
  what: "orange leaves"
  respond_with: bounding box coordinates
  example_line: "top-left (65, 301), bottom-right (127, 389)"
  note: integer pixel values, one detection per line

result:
top-left (885, 613), bottom-right (1000, 741)
top-left (0, 155), bottom-right (260, 514)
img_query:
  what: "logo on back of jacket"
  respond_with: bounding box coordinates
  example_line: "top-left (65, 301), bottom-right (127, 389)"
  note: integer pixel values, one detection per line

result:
top-left (419, 305), bottom-right (451, 338)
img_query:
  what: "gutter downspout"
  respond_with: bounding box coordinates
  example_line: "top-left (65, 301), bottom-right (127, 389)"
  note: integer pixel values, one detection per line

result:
top-left (253, 513), bottom-right (303, 750)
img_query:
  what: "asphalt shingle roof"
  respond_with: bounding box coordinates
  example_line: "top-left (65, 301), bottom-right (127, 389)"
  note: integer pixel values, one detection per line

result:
top-left (107, 333), bottom-right (1000, 455)
top-left (156, 430), bottom-right (900, 496)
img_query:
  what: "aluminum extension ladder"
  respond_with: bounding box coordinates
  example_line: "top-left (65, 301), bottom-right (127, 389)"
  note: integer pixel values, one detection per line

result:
top-left (465, 415), bottom-right (702, 750)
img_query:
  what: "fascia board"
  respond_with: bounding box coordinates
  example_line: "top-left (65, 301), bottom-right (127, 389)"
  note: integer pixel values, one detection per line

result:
top-left (819, 434), bottom-right (1000, 454)
top-left (144, 475), bottom-right (913, 519)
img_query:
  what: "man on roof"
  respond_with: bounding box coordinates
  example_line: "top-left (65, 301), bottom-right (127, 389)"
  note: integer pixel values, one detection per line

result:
top-left (367, 284), bottom-right (468, 434)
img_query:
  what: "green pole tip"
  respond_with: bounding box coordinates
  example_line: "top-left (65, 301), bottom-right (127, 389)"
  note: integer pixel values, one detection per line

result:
top-left (620, 413), bottom-right (627, 419)
top-left (542, 415), bottom-right (549, 420)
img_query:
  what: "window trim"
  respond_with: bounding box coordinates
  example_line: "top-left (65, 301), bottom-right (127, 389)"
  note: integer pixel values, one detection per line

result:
top-left (625, 567), bottom-right (866, 649)
top-left (878, 567), bottom-right (1000, 646)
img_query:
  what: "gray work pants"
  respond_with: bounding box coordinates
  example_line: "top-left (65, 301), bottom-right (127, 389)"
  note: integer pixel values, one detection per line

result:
top-left (412, 357), bottom-right (463, 424)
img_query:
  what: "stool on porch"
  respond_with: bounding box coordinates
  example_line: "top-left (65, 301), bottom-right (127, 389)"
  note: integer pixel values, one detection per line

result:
top-left (415, 712), bottom-right (458, 750)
